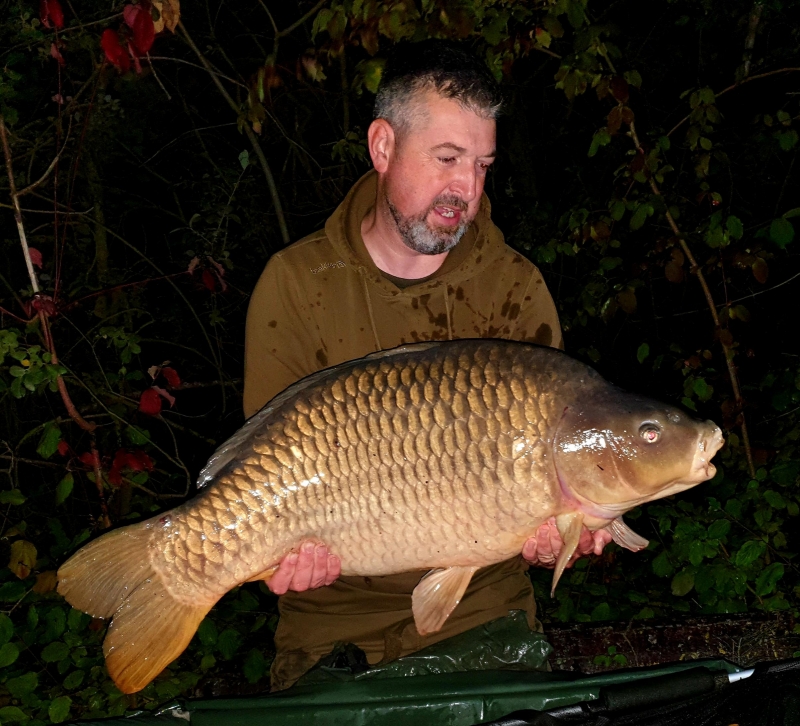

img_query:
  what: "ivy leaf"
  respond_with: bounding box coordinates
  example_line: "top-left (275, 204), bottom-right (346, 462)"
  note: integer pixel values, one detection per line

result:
top-left (726, 216), bottom-right (744, 239)
top-left (588, 127), bottom-right (611, 157)
top-left (636, 343), bottom-right (650, 364)
top-left (238, 150), bottom-right (249, 170)
top-left (755, 563), bottom-right (784, 597)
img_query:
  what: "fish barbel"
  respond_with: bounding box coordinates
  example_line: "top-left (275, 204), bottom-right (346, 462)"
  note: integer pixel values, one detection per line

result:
top-left (57, 340), bottom-right (723, 693)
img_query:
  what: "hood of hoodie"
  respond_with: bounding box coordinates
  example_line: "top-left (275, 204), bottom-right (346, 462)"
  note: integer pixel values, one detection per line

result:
top-left (324, 170), bottom-right (510, 298)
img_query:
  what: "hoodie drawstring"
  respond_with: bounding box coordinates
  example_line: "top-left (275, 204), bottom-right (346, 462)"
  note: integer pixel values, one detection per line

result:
top-left (361, 272), bottom-right (383, 352)
top-left (444, 285), bottom-right (453, 341)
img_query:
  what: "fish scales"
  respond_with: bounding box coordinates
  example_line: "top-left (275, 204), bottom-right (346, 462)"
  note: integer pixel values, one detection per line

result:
top-left (58, 339), bottom-right (724, 695)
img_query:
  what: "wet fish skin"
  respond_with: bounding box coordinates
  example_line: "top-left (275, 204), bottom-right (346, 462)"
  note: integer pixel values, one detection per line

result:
top-left (57, 339), bottom-right (722, 693)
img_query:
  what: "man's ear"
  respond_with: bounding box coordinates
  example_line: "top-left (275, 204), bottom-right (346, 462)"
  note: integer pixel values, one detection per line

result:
top-left (367, 119), bottom-right (395, 173)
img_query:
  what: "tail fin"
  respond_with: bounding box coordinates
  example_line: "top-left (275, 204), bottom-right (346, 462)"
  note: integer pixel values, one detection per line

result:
top-left (58, 524), bottom-right (214, 694)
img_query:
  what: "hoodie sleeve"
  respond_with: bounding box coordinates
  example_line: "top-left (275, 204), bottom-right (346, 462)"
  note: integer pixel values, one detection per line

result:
top-left (512, 267), bottom-right (564, 350)
top-left (243, 254), bottom-right (318, 418)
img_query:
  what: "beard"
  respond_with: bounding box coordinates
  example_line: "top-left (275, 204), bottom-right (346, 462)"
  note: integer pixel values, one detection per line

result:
top-left (386, 193), bottom-right (471, 255)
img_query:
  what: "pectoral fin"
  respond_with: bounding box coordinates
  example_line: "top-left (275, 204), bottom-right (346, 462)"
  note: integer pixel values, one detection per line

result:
top-left (609, 517), bottom-right (649, 552)
top-left (412, 566), bottom-right (479, 636)
top-left (551, 513), bottom-right (584, 597)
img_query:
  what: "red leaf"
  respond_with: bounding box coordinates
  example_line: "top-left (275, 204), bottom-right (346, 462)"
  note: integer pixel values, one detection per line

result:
top-left (123, 3), bottom-right (140, 28)
top-left (78, 451), bottom-right (95, 467)
top-left (132, 8), bottom-right (155, 54)
top-left (153, 385), bottom-right (175, 408)
top-left (126, 450), bottom-right (154, 471)
top-left (101, 29), bottom-right (130, 72)
top-left (161, 366), bottom-right (181, 388)
top-left (28, 247), bottom-right (43, 268)
top-left (40, 0), bottom-right (65, 29)
top-left (139, 387), bottom-right (162, 415)
top-left (610, 76), bottom-right (629, 104)
top-left (56, 440), bottom-right (70, 456)
top-left (201, 269), bottom-right (216, 291)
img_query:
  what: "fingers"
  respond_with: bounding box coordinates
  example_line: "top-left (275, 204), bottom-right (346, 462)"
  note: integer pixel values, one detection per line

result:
top-left (265, 541), bottom-right (341, 594)
top-left (267, 552), bottom-right (299, 595)
top-left (324, 554), bottom-right (341, 585)
top-left (592, 528), bottom-right (614, 555)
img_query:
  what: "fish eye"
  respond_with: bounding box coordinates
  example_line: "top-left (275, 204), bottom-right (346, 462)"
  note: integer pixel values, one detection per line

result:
top-left (639, 424), bottom-right (661, 443)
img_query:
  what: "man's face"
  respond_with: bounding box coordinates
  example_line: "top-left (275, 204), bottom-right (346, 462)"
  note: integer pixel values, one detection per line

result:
top-left (381, 92), bottom-right (496, 255)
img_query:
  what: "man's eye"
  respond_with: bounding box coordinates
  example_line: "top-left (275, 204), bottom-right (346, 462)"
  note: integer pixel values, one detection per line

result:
top-left (438, 157), bottom-right (456, 164)
top-left (478, 162), bottom-right (492, 171)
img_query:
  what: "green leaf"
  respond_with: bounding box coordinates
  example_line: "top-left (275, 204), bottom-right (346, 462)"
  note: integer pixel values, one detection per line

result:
top-left (726, 216), bottom-right (743, 240)
top-left (636, 343), bottom-right (650, 364)
top-left (0, 614), bottom-right (13, 645)
top-left (629, 204), bottom-right (649, 230)
top-left (764, 490), bottom-right (786, 509)
top-left (624, 70), bottom-right (642, 88)
top-left (125, 425), bottom-right (151, 445)
top-left (63, 669), bottom-right (85, 690)
top-left (652, 551), bottom-right (673, 577)
top-left (755, 563), bottom-right (784, 597)
top-left (671, 569), bottom-right (695, 596)
top-left (770, 217), bottom-right (795, 248)
top-left (0, 581), bottom-right (26, 602)
top-left (610, 199), bottom-right (626, 221)
top-left (707, 520), bottom-right (730, 539)
top-left (238, 150), bottom-right (249, 170)
top-left (0, 489), bottom-right (26, 505)
top-left (783, 208), bottom-right (800, 219)
top-left (49, 695), bottom-right (72, 724)
top-left (0, 642), bottom-right (19, 667)
top-left (735, 540), bottom-right (766, 568)
top-left (42, 641), bottom-right (70, 663)
top-left (0, 706), bottom-right (29, 722)
top-left (197, 618), bottom-right (218, 648)
top-left (6, 672), bottom-right (38, 698)
top-left (243, 648), bottom-right (267, 684)
top-left (692, 377), bottom-right (713, 401)
top-left (55, 473), bottom-right (73, 506)
top-left (217, 628), bottom-right (242, 660)
top-left (588, 127), bottom-right (611, 157)
top-left (36, 422), bottom-right (62, 459)
top-left (590, 602), bottom-right (611, 621)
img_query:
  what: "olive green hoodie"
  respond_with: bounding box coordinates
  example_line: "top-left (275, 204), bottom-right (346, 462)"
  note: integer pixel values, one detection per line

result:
top-left (244, 170), bottom-right (562, 417)
top-left (244, 170), bottom-right (562, 690)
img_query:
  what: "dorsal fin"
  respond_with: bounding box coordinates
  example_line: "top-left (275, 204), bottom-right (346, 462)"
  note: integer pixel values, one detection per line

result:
top-left (197, 341), bottom-right (447, 488)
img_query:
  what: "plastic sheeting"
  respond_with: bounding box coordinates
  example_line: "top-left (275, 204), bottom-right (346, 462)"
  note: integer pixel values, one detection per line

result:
top-left (72, 660), bottom-right (740, 726)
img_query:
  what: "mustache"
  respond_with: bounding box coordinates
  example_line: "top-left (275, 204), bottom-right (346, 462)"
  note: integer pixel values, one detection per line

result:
top-left (429, 195), bottom-right (468, 213)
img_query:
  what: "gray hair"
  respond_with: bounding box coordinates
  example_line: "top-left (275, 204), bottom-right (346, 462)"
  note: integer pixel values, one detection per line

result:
top-left (374, 40), bottom-right (503, 136)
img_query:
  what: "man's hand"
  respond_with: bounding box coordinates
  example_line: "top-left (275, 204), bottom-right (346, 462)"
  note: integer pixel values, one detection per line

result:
top-left (267, 541), bottom-right (341, 595)
top-left (522, 517), bottom-right (613, 569)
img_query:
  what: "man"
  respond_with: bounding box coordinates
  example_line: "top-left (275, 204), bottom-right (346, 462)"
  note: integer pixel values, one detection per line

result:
top-left (244, 40), bottom-right (610, 691)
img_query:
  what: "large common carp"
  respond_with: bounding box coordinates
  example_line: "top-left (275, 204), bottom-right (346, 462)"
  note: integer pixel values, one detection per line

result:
top-left (58, 340), bottom-right (723, 693)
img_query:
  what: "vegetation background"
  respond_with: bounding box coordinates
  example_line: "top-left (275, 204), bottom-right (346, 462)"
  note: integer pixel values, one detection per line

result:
top-left (0, 0), bottom-right (799, 721)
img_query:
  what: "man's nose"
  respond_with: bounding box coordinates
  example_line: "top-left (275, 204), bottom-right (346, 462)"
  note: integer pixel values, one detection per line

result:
top-left (448, 164), bottom-right (478, 202)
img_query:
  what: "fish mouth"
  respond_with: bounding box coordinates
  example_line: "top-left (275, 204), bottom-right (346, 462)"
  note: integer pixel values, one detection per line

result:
top-left (689, 423), bottom-right (724, 483)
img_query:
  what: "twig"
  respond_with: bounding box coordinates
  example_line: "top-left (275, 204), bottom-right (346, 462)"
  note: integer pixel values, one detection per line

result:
top-left (16, 116), bottom-right (73, 197)
top-left (178, 21), bottom-right (291, 246)
top-left (1, 115), bottom-right (97, 435)
top-left (666, 67), bottom-right (800, 138)
top-left (628, 119), bottom-right (756, 478)
top-left (88, 441), bottom-right (112, 528)
top-left (741, 2), bottom-right (763, 79)
top-left (145, 53), bottom-right (173, 101)
top-left (145, 56), bottom-right (246, 88)
top-left (276, 0), bottom-right (329, 39)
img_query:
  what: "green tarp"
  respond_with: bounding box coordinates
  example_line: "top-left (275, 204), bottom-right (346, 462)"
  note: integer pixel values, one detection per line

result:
top-left (75, 659), bottom-right (740, 726)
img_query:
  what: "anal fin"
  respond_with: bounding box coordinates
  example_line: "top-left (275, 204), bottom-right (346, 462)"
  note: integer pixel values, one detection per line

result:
top-left (412, 566), bottom-right (479, 636)
top-left (552, 513), bottom-right (584, 597)
top-left (609, 517), bottom-right (649, 552)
